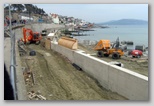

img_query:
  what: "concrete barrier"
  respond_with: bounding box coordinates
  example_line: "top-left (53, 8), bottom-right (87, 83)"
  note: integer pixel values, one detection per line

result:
top-left (108, 65), bottom-right (148, 100)
top-left (50, 41), bottom-right (148, 100)
top-left (74, 51), bottom-right (109, 89)
top-left (15, 41), bottom-right (27, 100)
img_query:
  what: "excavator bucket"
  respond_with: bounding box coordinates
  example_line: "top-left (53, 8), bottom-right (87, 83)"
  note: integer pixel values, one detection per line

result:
top-left (94, 40), bottom-right (111, 50)
top-left (58, 37), bottom-right (78, 50)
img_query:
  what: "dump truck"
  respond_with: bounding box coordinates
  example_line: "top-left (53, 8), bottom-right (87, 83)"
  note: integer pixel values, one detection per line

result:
top-left (94, 37), bottom-right (124, 59)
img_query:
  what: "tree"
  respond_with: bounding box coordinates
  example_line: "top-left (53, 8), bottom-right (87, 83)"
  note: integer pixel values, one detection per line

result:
top-left (10, 4), bottom-right (25, 12)
top-left (24, 4), bottom-right (46, 16)
top-left (24, 4), bottom-right (33, 13)
top-left (24, 4), bottom-right (34, 17)
top-left (4, 6), bottom-right (9, 10)
top-left (33, 5), bottom-right (38, 14)
top-left (17, 4), bottom-right (24, 12)
top-left (11, 4), bottom-right (18, 11)
top-left (41, 8), bottom-right (45, 15)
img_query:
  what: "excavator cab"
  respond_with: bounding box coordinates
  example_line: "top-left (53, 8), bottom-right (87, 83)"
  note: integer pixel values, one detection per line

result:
top-left (33, 32), bottom-right (40, 40)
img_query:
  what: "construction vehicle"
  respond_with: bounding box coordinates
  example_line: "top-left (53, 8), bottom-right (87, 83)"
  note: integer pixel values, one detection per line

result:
top-left (130, 50), bottom-right (143, 58)
top-left (20, 28), bottom-right (42, 45)
top-left (94, 37), bottom-right (124, 59)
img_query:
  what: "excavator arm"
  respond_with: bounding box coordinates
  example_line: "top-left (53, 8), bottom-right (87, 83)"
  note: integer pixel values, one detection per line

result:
top-left (22, 28), bottom-right (33, 44)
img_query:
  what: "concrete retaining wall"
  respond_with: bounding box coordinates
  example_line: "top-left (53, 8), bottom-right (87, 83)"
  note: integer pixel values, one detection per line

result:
top-left (74, 51), bottom-right (109, 89)
top-left (108, 65), bottom-right (148, 100)
top-left (26, 23), bottom-right (65, 32)
top-left (15, 41), bottom-right (27, 100)
top-left (4, 38), bottom-right (27, 100)
top-left (50, 42), bottom-right (148, 100)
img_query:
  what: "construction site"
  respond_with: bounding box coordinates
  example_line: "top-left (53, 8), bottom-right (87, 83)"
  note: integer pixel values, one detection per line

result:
top-left (4, 22), bottom-right (148, 100)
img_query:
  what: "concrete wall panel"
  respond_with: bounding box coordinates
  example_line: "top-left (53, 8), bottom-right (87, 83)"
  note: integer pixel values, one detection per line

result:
top-left (74, 51), bottom-right (109, 89)
top-left (108, 64), bottom-right (148, 100)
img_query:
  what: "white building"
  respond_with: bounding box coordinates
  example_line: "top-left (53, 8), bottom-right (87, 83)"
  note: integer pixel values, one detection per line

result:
top-left (21, 16), bottom-right (33, 20)
top-left (51, 13), bottom-right (60, 24)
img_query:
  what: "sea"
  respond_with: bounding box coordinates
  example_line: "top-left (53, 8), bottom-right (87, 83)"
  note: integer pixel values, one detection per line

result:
top-left (73, 25), bottom-right (148, 50)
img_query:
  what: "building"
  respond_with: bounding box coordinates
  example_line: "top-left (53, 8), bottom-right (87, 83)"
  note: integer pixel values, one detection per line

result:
top-left (51, 13), bottom-right (60, 24)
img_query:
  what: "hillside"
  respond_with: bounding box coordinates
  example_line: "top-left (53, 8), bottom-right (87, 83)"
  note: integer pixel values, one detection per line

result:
top-left (100, 19), bottom-right (148, 25)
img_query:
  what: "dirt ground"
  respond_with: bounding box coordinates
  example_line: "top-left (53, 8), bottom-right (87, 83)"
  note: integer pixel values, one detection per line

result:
top-left (78, 44), bottom-right (148, 76)
top-left (19, 43), bottom-right (128, 100)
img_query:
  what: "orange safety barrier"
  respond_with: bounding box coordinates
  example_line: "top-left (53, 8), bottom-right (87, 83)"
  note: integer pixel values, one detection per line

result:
top-left (58, 37), bottom-right (78, 50)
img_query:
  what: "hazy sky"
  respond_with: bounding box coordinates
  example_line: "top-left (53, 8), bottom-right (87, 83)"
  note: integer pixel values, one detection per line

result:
top-left (34, 4), bottom-right (148, 23)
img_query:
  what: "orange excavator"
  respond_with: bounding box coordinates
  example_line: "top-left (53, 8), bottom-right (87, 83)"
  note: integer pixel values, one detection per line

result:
top-left (20, 28), bottom-right (42, 45)
top-left (94, 37), bottom-right (124, 59)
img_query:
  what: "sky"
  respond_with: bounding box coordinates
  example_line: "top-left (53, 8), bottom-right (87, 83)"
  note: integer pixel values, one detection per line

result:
top-left (33, 4), bottom-right (148, 23)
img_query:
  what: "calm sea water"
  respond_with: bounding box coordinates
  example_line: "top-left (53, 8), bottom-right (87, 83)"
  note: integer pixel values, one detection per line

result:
top-left (74, 25), bottom-right (148, 49)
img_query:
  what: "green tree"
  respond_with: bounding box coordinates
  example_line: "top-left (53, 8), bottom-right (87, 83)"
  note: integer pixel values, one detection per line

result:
top-left (16, 4), bottom-right (24, 12)
top-left (4, 6), bottom-right (9, 10)
top-left (9, 4), bottom-right (24, 13)
top-left (11, 4), bottom-right (18, 11)
top-left (24, 4), bottom-right (46, 16)
top-left (24, 4), bottom-right (33, 17)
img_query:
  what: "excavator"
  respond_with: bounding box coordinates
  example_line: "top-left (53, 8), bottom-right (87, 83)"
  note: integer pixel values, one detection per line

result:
top-left (19, 28), bottom-right (42, 45)
top-left (94, 37), bottom-right (124, 59)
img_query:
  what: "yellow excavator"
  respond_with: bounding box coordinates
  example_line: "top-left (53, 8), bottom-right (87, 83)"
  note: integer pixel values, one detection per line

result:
top-left (94, 37), bottom-right (124, 59)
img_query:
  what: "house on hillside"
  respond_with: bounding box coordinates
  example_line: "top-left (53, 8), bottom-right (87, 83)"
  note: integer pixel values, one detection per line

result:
top-left (58, 15), bottom-right (66, 24)
top-left (51, 13), bottom-right (60, 24)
